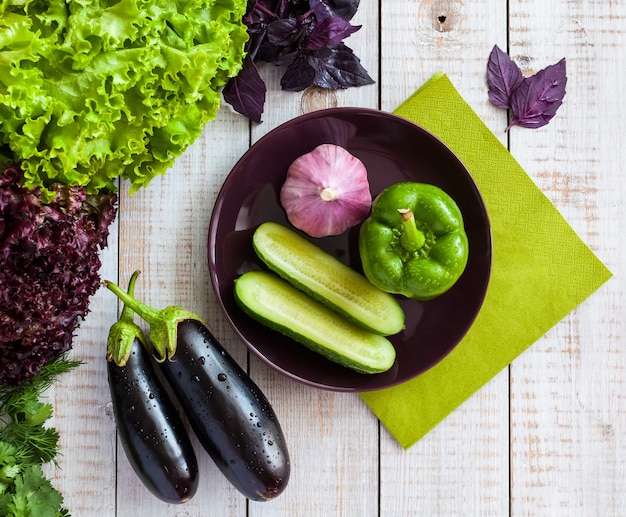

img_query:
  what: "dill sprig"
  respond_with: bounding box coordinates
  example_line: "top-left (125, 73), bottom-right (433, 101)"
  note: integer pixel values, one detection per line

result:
top-left (0, 354), bottom-right (80, 516)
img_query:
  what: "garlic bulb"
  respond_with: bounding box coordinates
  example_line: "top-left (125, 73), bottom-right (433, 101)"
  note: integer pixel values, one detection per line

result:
top-left (279, 144), bottom-right (372, 238)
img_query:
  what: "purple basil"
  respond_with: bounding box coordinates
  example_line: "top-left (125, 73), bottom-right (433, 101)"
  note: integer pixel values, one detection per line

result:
top-left (487, 45), bottom-right (567, 130)
top-left (309, 0), bottom-right (360, 21)
top-left (487, 45), bottom-right (523, 109)
top-left (223, 56), bottom-right (267, 123)
top-left (507, 58), bottom-right (567, 130)
top-left (266, 18), bottom-right (299, 46)
top-left (309, 44), bottom-right (372, 89)
top-left (304, 16), bottom-right (361, 50)
top-left (224, 0), bottom-right (373, 122)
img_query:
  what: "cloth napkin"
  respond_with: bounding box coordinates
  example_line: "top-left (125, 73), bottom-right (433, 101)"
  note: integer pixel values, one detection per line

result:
top-left (359, 73), bottom-right (612, 450)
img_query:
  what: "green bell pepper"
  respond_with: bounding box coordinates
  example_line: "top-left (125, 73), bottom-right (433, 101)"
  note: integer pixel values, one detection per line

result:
top-left (358, 182), bottom-right (469, 301)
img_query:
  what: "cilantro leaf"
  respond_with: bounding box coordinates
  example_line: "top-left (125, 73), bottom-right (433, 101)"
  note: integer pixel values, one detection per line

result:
top-left (7, 465), bottom-right (64, 517)
top-left (0, 357), bottom-right (78, 517)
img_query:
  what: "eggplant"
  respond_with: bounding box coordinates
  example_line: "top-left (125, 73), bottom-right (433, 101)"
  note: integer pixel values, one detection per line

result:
top-left (159, 319), bottom-right (290, 501)
top-left (102, 274), bottom-right (290, 501)
top-left (105, 272), bottom-right (199, 504)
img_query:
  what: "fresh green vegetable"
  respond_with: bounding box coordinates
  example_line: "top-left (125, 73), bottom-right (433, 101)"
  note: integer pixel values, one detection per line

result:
top-left (0, 0), bottom-right (248, 200)
top-left (0, 356), bottom-right (80, 517)
top-left (359, 182), bottom-right (469, 301)
top-left (235, 270), bottom-right (396, 374)
top-left (253, 222), bottom-right (404, 335)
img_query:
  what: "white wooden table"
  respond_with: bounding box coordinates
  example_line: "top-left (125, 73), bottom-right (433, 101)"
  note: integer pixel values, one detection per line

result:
top-left (48, 1), bottom-right (626, 515)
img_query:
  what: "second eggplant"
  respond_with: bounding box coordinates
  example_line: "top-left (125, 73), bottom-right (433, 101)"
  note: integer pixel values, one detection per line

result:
top-left (160, 319), bottom-right (290, 501)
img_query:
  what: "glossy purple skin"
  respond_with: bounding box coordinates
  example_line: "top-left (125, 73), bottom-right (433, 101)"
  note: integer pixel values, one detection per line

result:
top-left (107, 339), bottom-right (199, 503)
top-left (159, 320), bottom-right (290, 501)
top-left (208, 107), bottom-right (492, 392)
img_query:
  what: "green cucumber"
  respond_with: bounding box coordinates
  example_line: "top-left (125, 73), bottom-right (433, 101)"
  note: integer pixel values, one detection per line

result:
top-left (252, 222), bottom-right (405, 336)
top-left (234, 271), bottom-right (396, 374)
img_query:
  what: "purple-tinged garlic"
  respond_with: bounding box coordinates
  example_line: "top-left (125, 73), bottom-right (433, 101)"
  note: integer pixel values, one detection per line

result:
top-left (279, 144), bottom-right (372, 238)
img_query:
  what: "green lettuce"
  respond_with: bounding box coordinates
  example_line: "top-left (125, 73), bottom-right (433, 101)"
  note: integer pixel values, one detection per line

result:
top-left (0, 0), bottom-right (248, 199)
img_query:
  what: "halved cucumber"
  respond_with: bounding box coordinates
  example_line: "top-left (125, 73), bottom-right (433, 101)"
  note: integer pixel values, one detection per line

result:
top-left (252, 222), bottom-right (405, 336)
top-left (234, 271), bottom-right (396, 374)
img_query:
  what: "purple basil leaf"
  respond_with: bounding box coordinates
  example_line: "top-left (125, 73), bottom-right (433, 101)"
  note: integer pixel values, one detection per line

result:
top-left (266, 17), bottom-right (299, 46)
top-left (281, 54), bottom-right (317, 91)
top-left (309, 44), bottom-right (374, 89)
top-left (304, 16), bottom-right (361, 50)
top-left (310, 0), bottom-right (360, 21)
top-left (274, 0), bottom-right (294, 19)
top-left (507, 58), bottom-right (567, 130)
top-left (487, 44), bottom-right (524, 109)
top-left (222, 56), bottom-right (267, 123)
top-left (272, 49), bottom-right (298, 67)
top-left (259, 41), bottom-right (288, 63)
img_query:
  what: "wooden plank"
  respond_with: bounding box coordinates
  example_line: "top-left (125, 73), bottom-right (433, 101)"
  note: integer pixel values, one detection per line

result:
top-left (247, 3), bottom-right (382, 516)
top-left (378, 0), bottom-right (511, 515)
top-left (508, 2), bottom-right (626, 515)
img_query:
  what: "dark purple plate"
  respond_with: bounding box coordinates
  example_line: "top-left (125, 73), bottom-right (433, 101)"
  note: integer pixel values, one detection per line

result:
top-left (208, 107), bottom-right (492, 392)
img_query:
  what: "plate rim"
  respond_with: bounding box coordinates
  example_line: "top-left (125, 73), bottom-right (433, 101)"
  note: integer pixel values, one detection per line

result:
top-left (208, 106), bottom-right (493, 392)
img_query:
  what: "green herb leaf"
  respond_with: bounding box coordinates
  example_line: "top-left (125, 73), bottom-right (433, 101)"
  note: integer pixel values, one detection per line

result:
top-left (0, 356), bottom-right (79, 516)
top-left (5, 465), bottom-right (64, 517)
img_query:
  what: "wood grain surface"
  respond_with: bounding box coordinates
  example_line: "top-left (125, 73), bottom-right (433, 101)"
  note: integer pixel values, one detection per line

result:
top-left (45, 1), bottom-right (625, 515)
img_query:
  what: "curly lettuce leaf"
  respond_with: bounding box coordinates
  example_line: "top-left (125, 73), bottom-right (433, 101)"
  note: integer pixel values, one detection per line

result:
top-left (0, 0), bottom-right (248, 199)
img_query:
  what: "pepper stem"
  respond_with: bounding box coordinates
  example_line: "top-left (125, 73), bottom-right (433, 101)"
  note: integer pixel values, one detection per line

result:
top-left (398, 208), bottom-right (426, 251)
top-left (101, 277), bottom-right (202, 361)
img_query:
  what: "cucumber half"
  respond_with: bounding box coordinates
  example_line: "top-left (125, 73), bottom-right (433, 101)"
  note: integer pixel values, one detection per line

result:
top-left (252, 222), bottom-right (405, 336)
top-left (234, 271), bottom-right (397, 374)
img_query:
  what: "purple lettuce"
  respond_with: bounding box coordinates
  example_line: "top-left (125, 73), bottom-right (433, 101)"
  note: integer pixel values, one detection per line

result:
top-left (0, 165), bottom-right (117, 386)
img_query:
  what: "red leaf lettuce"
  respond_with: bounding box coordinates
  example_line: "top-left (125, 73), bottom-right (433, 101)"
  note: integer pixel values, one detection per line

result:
top-left (0, 166), bottom-right (117, 386)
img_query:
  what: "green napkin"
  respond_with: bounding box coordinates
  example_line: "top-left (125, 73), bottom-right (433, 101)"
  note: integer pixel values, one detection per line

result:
top-left (360, 73), bottom-right (612, 450)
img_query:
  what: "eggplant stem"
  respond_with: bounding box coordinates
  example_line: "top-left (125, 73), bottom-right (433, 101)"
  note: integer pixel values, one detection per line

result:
top-left (105, 271), bottom-right (147, 367)
top-left (103, 278), bottom-right (161, 326)
top-left (119, 270), bottom-right (140, 324)
top-left (102, 277), bottom-right (205, 362)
